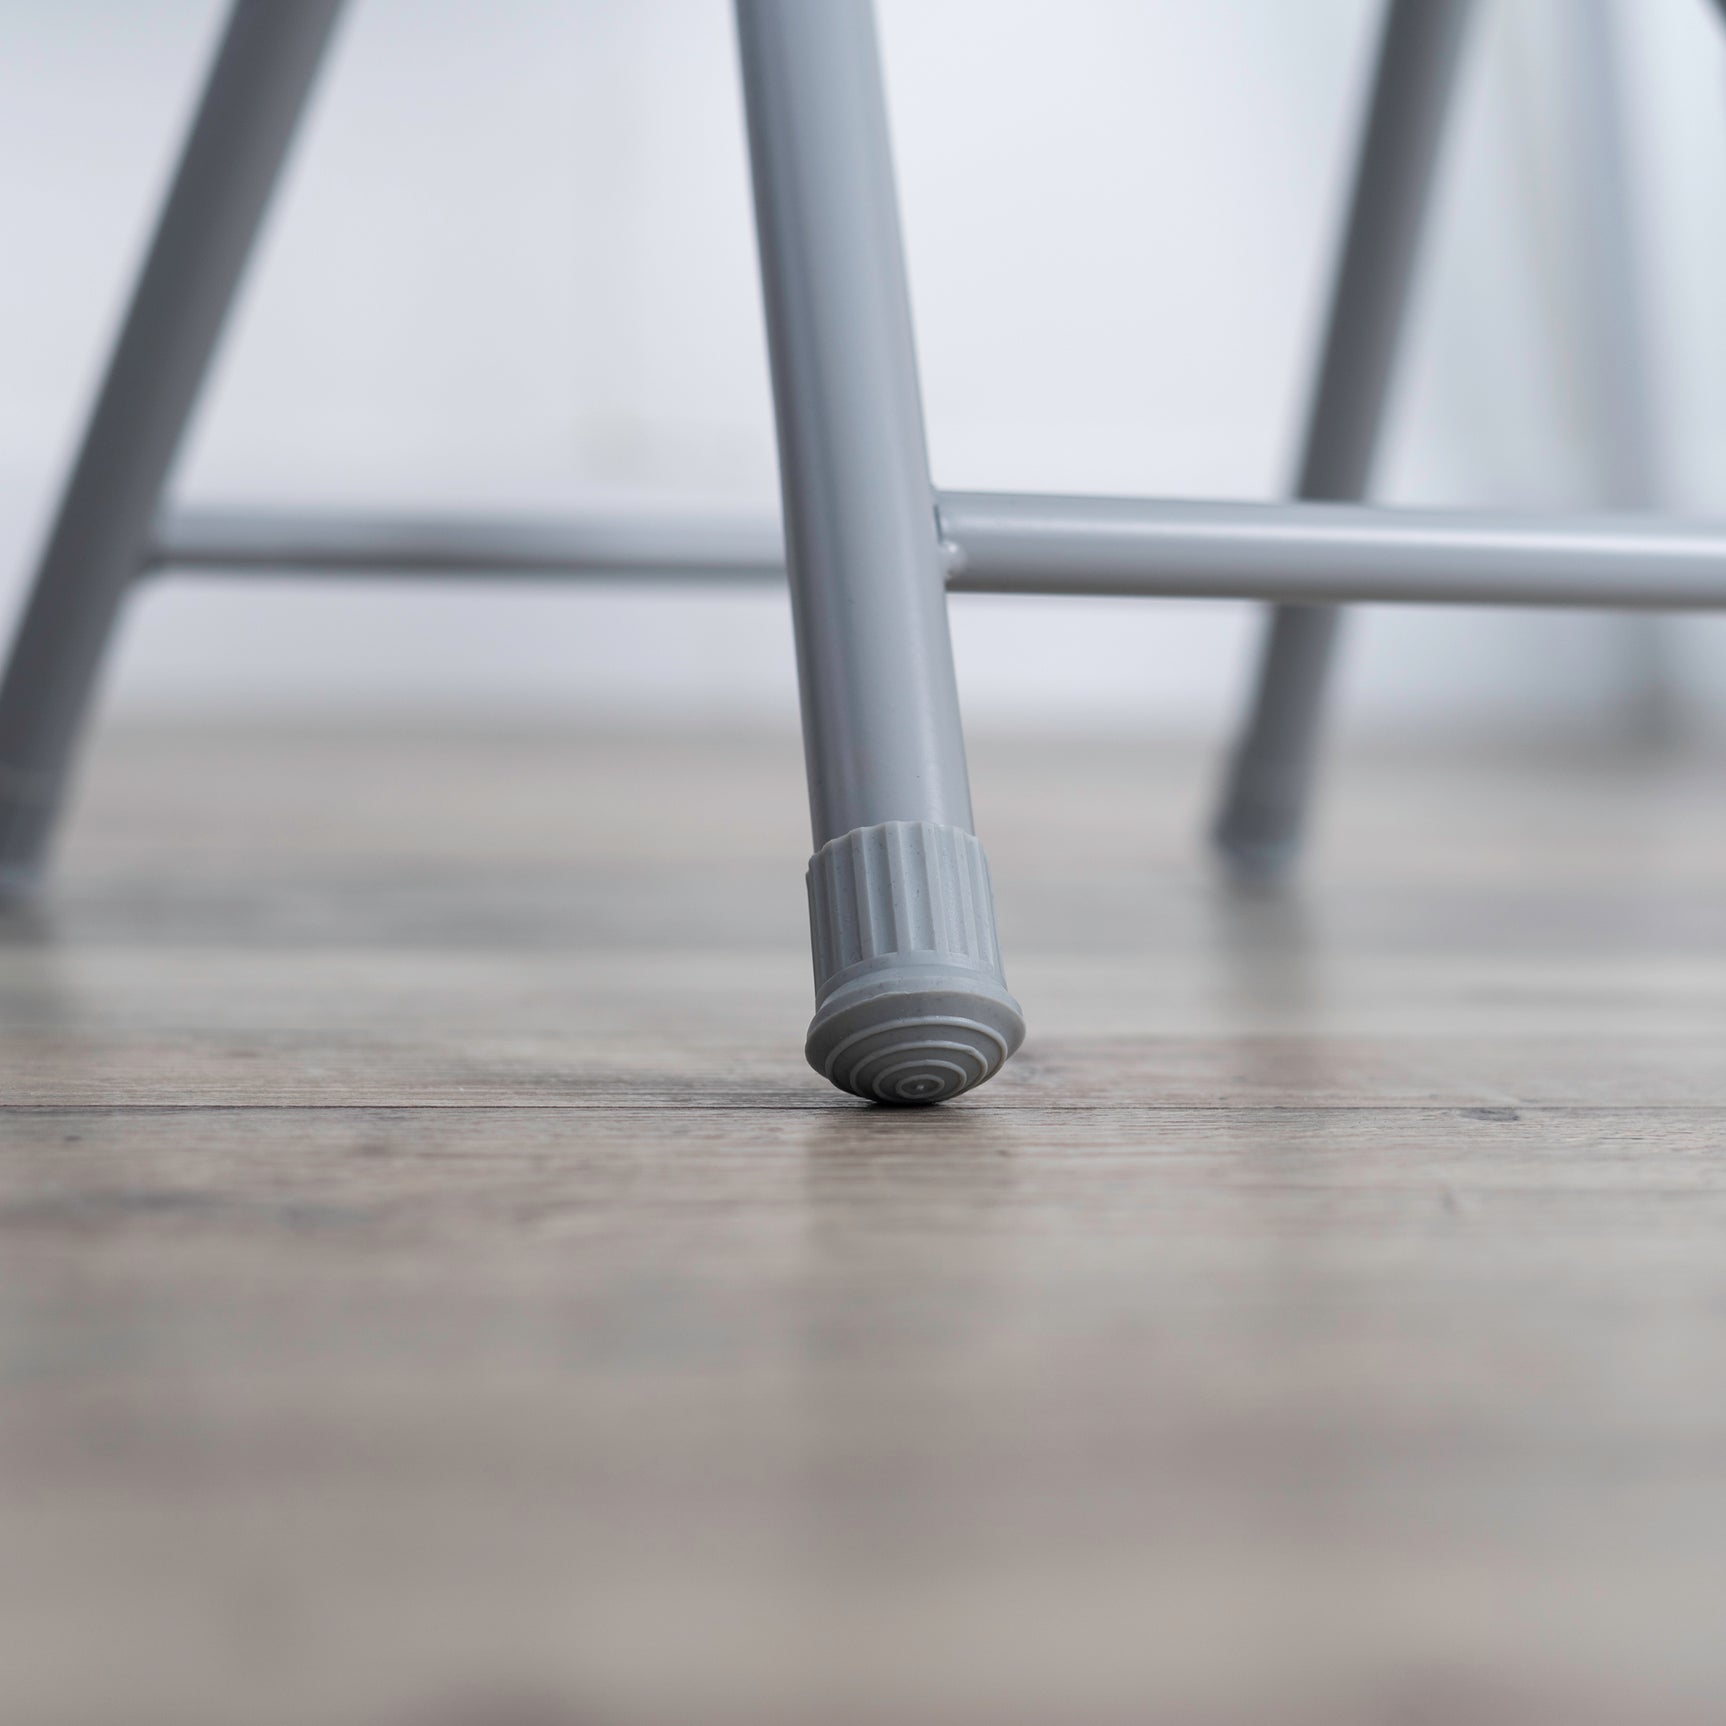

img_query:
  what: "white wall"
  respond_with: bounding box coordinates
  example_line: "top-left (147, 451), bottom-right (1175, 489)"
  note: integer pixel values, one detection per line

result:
top-left (2, 0), bottom-right (1725, 738)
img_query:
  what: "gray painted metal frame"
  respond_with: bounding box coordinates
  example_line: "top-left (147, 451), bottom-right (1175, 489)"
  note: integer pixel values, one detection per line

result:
top-left (149, 496), bottom-right (1726, 610)
top-left (0, 0), bottom-right (346, 890)
top-left (153, 506), bottom-right (788, 584)
top-left (734, 0), bottom-right (1023, 1103)
top-left (1213, 0), bottom-right (1476, 876)
top-left (6, 0), bottom-right (1725, 1105)
top-left (1567, 0), bottom-right (1674, 743)
top-left (937, 493), bottom-right (1726, 608)
top-left (734, 0), bottom-right (969, 848)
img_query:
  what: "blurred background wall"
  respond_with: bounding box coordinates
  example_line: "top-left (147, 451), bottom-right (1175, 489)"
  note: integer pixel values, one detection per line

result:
top-left (1, 0), bottom-right (1725, 741)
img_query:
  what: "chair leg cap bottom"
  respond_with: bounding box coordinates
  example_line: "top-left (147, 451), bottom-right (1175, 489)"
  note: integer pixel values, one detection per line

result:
top-left (1213, 831), bottom-right (1301, 885)
top-left (0, 787), bottom-right (54, 898)
top-left (805, 968), bottom-right (1025, 1105)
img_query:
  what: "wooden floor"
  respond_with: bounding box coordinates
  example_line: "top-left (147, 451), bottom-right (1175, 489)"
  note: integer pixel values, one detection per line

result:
top-left (4, 722), bottom-right (1726, 1726)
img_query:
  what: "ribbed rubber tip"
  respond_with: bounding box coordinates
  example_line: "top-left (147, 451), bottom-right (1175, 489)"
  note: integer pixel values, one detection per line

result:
top-left (805, 821), bottom-right (1024, 1105)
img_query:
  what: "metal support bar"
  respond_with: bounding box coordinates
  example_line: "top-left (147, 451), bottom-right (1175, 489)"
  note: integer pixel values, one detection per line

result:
top-left (1213, 0), bottom-right (1476, 876)
top-left (937, 492), bottom-right (1726, 608)
top-left (734, 0), bottom-right (1022, 1103)
top-left (0, 0), bottom-right (345, 891)
top-left (150, 506), bottom-right (786, 582)
top-left (148, 494), bottom-right (1726, 611)
top-left (1569, 0), bottom-right (1674, 743)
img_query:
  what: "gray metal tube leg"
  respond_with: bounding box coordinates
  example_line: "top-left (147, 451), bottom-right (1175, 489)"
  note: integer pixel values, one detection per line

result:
top-left (0, 0), bottom-right (345, 892)
top-left (735, 0), bottom-right (1023, 1104)
top-left (1213, 0), bottom-right (1475, 877)
top-left (1569, 0), bottom-right (1674, 743)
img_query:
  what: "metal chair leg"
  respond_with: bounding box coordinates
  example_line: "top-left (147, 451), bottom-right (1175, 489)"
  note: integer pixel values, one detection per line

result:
top-left (0, 0), bottom-right (345, 893)
top-left (1568, 0), bottom-right (1675, 743)
top-left (734, 0), bottom-right (1023, 1104)
top-left (1212, 0), bottom-right (1475, 878)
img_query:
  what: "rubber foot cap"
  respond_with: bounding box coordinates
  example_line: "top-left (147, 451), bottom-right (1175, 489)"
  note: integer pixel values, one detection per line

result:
top-left (806, 961), bottom-right (1025, 1104)
top-left (805, 821), bottom-right (1024, 1104)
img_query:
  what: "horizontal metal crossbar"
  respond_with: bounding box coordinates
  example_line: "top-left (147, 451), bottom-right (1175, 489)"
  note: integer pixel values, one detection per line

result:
top-left (937, 493), bottom-right (1726, 608)
top-left (149, 507), bottom-right (787, 583)
top-left (147, 492), bottom-right (1726, 611)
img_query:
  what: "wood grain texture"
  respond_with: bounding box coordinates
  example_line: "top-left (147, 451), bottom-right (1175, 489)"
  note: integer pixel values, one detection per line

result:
top-left (3, 725), bottom-right (1726, 1726)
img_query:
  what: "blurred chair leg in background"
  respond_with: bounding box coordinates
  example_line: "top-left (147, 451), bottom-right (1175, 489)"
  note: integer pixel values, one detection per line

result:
top-left (1211, 0), bottom-right (1476, 879)
top-left (0, 0), bottom-right (345, 894)
top-left (1567, 0), bottom-right (1678, 744)
top-left (735, 0), bottom-right (1024, 1103)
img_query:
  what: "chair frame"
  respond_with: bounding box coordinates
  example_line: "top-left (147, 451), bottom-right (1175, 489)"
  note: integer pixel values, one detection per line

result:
top-left (3, 0), bottom-right (1724, 1101)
